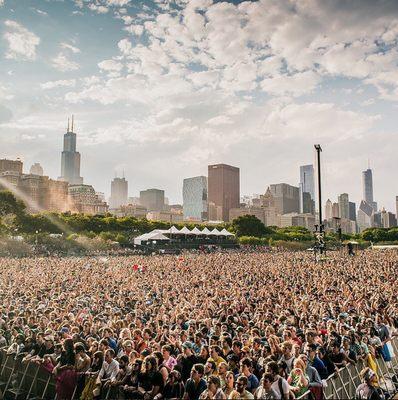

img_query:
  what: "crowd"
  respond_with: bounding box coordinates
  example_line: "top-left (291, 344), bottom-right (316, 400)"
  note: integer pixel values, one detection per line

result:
top-left (0, 249), bottom-right (397, 400)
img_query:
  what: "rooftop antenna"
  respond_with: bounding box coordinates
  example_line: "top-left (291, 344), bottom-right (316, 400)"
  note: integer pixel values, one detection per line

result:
top-left (71, 115), bottom-right (74, 132)
top-left (368, 158), bottom-right (370, 169)
top-left (67, 117), bottom-right (70, 132)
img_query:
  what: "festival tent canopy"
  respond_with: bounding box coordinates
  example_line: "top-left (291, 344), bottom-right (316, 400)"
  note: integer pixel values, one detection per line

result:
top-left (209, 228), bottom-right (223, 236)
top-left (190, 227), bottom-right (203, 235)
top-left (134, 231), bottom-right (170, 245)
top-left (220, 228), bottom-right (235, 237)
top-left (201, 227), bottom-right (211, 235)
top-left (179, 226), bottom-right (193, 234)
top-left (169, 226), bottom-right (181, 234)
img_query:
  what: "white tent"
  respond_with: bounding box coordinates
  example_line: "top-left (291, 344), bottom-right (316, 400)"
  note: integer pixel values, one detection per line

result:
top-left (209, 228), bottom-right (222, 236)
top-left (201, 227), bottom-right (211, 235)
top-left (220, 228), bottom-right (235, 237)
top-left (191, 227), bottom-right (202, 235)
top-left (169, 226), bottom-right (181, 234)
top-left (134, 231), bottom-right (170, 245)
top-left (179, 226), bottom-right (193, 234)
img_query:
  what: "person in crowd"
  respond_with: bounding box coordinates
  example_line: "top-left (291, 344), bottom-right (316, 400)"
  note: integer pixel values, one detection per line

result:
top-left (355, 367), bottom-right (384, 400)
top-left (254, 373), bottom-right (279, 400)
top-left (53, 338), bottom-right (77, 400)
top-left (184, 364), bottom-right (207, 400)
top-left (235, 375), bottom-right (255, 399)
top-left (199, 375), bottom-right (226, 399)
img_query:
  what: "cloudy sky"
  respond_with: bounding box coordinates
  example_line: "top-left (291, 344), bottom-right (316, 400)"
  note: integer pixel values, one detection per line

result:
top-left (1, 0), bottom-right (398, 210)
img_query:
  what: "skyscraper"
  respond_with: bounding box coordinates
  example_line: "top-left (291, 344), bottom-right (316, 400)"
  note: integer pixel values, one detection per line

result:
top-left (349, 202), bottom-right (356, 222)
top-left (208, 164), bottom-right (240, 222)
top-left (139, 188), bottom-right (165, 211)
top-left (109, 177), bottom-right (128, 209)
top-left (269, 183), bottom-right (300, 215)
top-left (183, 176), bottom-right (208, 221)
top-left (30, 163), bottom-right (43, 176)
top-left (362, 168), bottom-right (377, 211)
top-left (338, 193), bottom-right (349, 220)
top-left (325, 199), bottom-right (333, 220)
top-left (59, 116), bottom-right (83, 185)
top-left (299, 165), bottom-right (315, 213)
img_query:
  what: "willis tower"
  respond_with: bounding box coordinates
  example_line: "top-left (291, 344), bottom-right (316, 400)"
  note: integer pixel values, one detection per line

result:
top-left (59, 115), bottom-right (83, 185)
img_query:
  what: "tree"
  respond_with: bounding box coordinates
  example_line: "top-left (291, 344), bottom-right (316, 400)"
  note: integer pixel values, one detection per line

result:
top-left (231, 215), bottom-right (273, 237)
top-left (0, 191), bottom-right (26, 217)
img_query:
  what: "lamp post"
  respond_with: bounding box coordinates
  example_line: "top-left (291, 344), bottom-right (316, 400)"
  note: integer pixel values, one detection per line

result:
top-left (314, 144), bottom-right (325, 255)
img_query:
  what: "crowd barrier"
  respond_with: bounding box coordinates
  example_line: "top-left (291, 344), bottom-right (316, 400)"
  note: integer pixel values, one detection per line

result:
top-left (0, 337), bottom-right (397, 400)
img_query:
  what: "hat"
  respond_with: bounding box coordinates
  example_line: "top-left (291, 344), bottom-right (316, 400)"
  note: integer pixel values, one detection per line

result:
top-left (182, 341), bottom-right (193, 349)
top-left (44, 335), bottom-right (54, 342)
top-left (59, 327), bottom-right (69, 334)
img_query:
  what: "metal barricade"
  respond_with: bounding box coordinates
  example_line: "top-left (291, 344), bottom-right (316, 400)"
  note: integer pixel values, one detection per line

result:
top-left (0, 349), bottom-right (57, 400)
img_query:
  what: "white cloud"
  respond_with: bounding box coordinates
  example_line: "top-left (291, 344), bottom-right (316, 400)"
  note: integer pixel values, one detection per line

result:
top-left (3, 20), bottom-right (40, 60)
top-left (98, 59), bottom-right (123, 72)
top-left (41, 79), bottom-right (76, 90)
top-left (264, 102), bottom-right (380, 141)
top-left (52, 52), bottom-right (79, 72)
top-left (105, 0), bottom-right (130, 6)
top-left (88, 4), bottom-right (109, 14)
top-left (61, 42), bottom-right (81, 54)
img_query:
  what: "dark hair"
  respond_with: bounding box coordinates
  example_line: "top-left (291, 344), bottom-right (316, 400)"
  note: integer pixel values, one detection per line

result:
top-left (192, 363), bottom-right (205, 375)
top-left (266, 361), bottom-right (279, 375)
top-left (119, 355), bottom-right (129, 364)
top-left (207, 360), bottom-right (216, 372)
top-left (241, 357), bottom-right (253, 369)
top-left (263, 373), bottom-right (274, 383)
top-left (106, 348), bottom-right (115, 358)
top-left (208, 375), bottom-right (221, 387)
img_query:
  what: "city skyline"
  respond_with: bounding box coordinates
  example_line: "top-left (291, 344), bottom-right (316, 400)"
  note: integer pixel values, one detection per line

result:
top-left (1, 0), bottom-right (398, 210)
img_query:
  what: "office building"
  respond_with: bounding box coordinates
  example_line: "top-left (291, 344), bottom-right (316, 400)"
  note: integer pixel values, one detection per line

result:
top-left (208, 164), bottom-right (240, 222)
top-left (260, 188), bottom-right (279, 226)
top-left (0, 158), bottom-right (23, 174)
top-left (299, 165), bottom-right (315, 213)
top-left (269, 183), bottom-right (299, 215)
top-left (68, 184), bottom-right (108, 214)
top-left (357, 200), bottom-right (373, 231)
top-left (139, 188), bottom-right (165, 211)
top-left (325, 199), bottom-right (333, 221)
top-left (381, 208), bottom-right (397, 228)
top-left (59, 116), bottom-right (83, 185)
top-left (279, 213), bottom-right (315, 231)
top-left (362, 168), bottom-right (377, 211)
top-left (338, 193), bottom-right (349, 220)
top-left (109, 177), bottom-right (128, 209)
top-left (332, 202), bottom-right (340, 218)
top-left (30, 163), bottom-right (43, 176)
top-left (349, 202), bottom-right (356, 222)
top-left (183, 176), bottom-right (208, 221)
top-left (146, 211), bottom-right (183, 223)
top-left (395, 196), bottom-right (398, 223)
top-left (114, 204), bottom-right (147, 218)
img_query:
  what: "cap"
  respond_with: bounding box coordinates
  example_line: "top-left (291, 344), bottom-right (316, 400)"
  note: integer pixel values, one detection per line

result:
top-left (182, 341), bottom-right (193, 349)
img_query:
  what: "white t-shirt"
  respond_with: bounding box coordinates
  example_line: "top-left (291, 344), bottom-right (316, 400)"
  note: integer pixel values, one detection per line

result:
top-left (271, 376), bottom-right (290, 400)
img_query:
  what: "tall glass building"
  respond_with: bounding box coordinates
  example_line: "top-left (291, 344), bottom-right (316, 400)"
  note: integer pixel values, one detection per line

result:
top-left (362, 168), bottom-right (377, 211)
top-left (299, 164), bottom-right (315, 213)
top-left (183, 176), bottom-right (208, 221)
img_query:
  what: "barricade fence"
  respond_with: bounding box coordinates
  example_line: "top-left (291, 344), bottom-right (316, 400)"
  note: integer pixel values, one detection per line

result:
top-left (0, 337), bottom-right (397, 400)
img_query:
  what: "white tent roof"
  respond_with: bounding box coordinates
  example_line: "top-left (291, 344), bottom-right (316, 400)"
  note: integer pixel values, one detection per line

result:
top-left (209, 228), bottom-right (222, 236)
top-left (201, 227), bottom-right (211, 235)
top-left (179, 226), bottom-right (193, 234)
top-left (191, 227), bottom-right (202, 234)
top-left (169, 226), bottom-right (181, 234)
top-left (220, 228), bottom-right (235, 237)
top-left (134, 231), bottom-right (170, 244)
